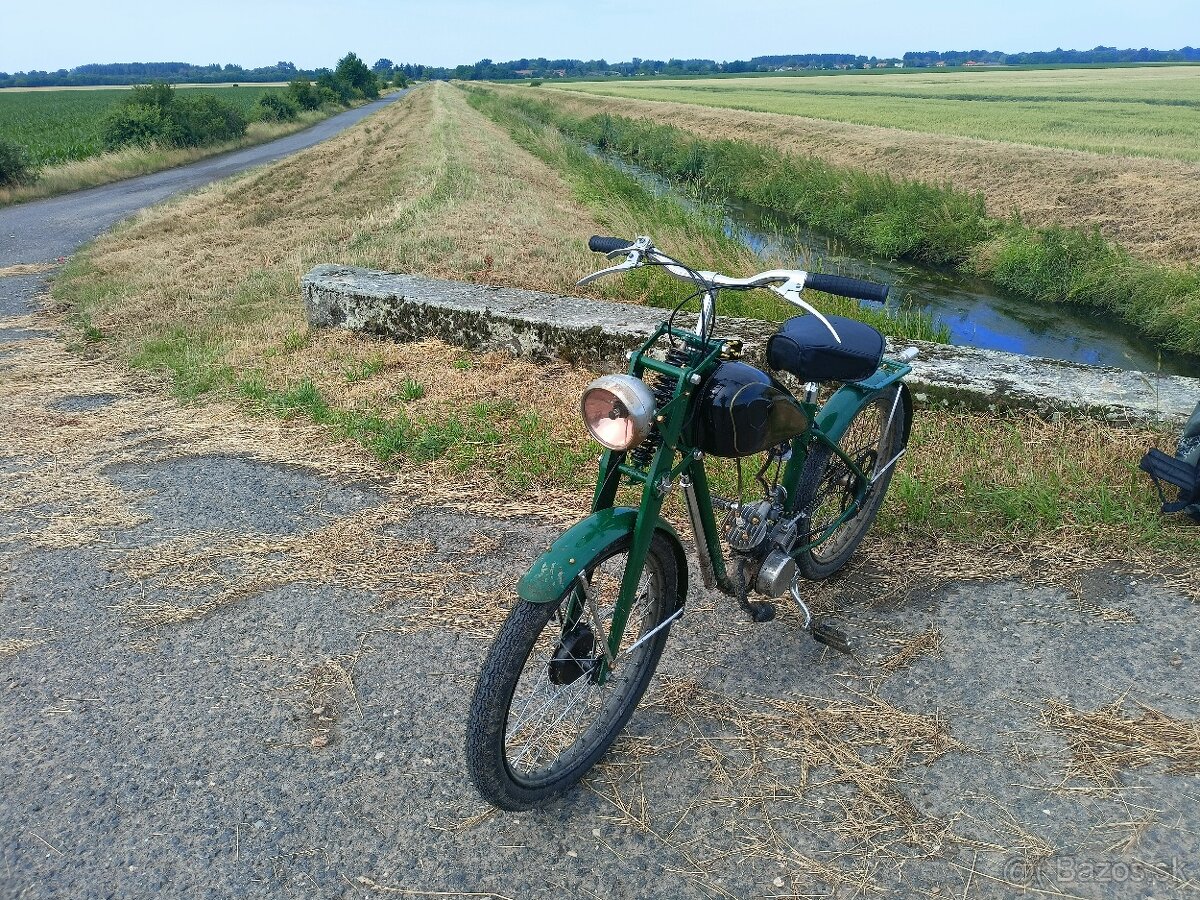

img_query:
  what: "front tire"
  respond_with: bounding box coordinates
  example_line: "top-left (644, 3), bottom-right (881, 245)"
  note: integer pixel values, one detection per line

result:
top-left (465, 532), bottom-right (679, 810)
top-left (794, 383), bottom-right (911, 580)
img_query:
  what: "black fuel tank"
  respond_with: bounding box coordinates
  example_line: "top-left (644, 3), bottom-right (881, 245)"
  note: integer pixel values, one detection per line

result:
top-left (690, 361), bottom-right (810, 458)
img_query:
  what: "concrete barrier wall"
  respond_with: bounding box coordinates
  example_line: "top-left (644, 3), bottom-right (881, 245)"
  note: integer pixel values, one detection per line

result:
top-left (303, 265), bottom-right (1199, 428)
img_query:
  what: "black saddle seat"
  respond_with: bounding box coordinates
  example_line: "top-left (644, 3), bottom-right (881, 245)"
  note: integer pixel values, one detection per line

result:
top-left (766, 314), bottom-right (885, 383)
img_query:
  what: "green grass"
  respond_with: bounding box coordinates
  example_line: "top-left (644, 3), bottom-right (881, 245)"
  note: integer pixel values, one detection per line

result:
top-left (475, 88), bottom-right (1200, 359)
top-left (0, 86), bottom-right (284, 167)
top-left (464, 86), bottom-right (949, 343)
top-left (243, 377), bottom-right (594, 489)
top-left (557, 66), bottom-right (1200, 162)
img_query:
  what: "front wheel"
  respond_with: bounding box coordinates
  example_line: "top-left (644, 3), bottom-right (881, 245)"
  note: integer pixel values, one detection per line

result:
top-left (465, 532), bottom-right (679, 810)
top-left (793, 383), bottom-right (911, 580)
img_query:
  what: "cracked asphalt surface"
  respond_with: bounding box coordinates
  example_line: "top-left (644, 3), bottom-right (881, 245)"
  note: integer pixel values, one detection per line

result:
top-left (3, 88), bottom-right (1200, 899)
top-left (2, 345), bottom-right (1198, 899)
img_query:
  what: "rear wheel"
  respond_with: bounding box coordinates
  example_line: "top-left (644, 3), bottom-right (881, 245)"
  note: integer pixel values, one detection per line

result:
top-left (794, 384), bottom-right (910, 580)
top-left (465, 532), bottom-right (679, 810)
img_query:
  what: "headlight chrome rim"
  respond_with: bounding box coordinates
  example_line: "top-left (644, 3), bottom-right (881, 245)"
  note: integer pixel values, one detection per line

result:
top-left (580, 375), bottom-right (657, 451)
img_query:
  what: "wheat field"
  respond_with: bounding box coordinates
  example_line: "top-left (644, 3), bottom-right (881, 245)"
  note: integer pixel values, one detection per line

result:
top-left (557, 65), bottom-right (1200, 162)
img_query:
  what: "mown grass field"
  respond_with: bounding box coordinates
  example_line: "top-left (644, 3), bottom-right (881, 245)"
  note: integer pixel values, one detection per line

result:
top-left (556, 65), bottom-right (1200, 161)
top-left (0, 85), bottom-right (282, 167)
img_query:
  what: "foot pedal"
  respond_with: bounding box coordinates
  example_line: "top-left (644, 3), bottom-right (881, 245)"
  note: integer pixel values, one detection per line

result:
top-left (810, 621), bottom-right (852, 655)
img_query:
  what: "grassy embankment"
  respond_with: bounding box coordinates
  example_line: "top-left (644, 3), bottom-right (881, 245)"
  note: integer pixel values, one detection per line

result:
top-left (539, 80), bottom-right (1200, 269)
top-left (486, 84), bottom-right (1200, 359)
top-left (558, 66), bottom-right (1200, 162)
top-left (48, 82), bottom-right (1198, 560)
top-left (0, 86), bottom-right (357, 205)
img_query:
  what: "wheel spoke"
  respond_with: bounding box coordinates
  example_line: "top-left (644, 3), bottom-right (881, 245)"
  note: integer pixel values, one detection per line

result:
top-left (800, 388), bottom-right (906, 569)
top-left (497, 546), bottom-right (669, 784)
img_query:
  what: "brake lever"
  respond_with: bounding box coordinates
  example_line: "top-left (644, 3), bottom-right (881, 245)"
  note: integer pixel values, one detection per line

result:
top-left (576, 236), bottom-right (654, 287)
top-left (773, 277), bottom-right (842, 344)
top-left (576, 251), bottom-right (641, 287)
top-left (605, 236), bottom-right (653, 259)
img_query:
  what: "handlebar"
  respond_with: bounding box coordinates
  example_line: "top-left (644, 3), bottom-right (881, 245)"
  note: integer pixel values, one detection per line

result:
top-left (588, 235), bottom-right (635, 255)
top-left (581, 235), bottom-right (892, 344)
top-left (584, 235), bottom-right (887, 301)
top-left (803, 273), bottom-right (889, 304)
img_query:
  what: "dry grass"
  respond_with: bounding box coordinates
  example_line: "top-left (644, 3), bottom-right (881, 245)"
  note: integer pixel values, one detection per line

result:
top-left (57, 83), bottom-right (609, 372)
top-left (354, 877), bottom-right (514, 900)
top-left (0, 319), bottom-right (581, 634)
top-left (0, 114), bottom-right (329, 207)
top-left (573, 675), bottom-right (961, 891)
top-left (279, 651), bottom-right (367, 749)
top-left (0, 638), bottom-right (47, 658)
top-left (1045, 698), bottom-right (1200, 785)
top-left (530, 84), bottom-right (1200, 266)
top-left (0, 263), bottom-right (57, 277)
top-left (877, 627), bottom-right (942, 674)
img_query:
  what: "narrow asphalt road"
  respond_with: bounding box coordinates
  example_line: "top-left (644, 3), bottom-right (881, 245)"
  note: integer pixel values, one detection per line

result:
top-left (0, 89), bottom-right (407, 321)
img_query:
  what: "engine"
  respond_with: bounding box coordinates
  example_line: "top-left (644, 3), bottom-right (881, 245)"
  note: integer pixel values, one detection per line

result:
top-left (721, 486), bottom-right (804, 598)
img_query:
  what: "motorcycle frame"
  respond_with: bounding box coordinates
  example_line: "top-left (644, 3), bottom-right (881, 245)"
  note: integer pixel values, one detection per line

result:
top-left (564, 317), bottom-right (912, 683)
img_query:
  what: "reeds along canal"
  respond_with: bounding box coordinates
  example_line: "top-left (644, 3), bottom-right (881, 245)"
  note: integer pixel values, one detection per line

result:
top-left (599, 150), bottom-right (1197, 378)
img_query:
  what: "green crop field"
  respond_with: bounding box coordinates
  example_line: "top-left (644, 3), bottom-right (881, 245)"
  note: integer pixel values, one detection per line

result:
top-left (556, 66), bottom-right (1200, 161)
top-left (0, 86), bottom-right (282, 167)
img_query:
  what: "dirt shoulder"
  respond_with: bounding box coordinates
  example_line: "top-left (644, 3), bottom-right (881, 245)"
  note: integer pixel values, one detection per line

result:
top-left (540, 86), bottom-right (1200, 267)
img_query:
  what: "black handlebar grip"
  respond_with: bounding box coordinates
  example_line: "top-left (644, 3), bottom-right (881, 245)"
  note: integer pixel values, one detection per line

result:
top-left (804, 273), bottom-right (890, 303)
top-left (588, 235), bottom-right (635, 254)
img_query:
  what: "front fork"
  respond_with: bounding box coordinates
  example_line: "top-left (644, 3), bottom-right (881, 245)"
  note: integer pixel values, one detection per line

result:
top-left (568, 448), bottom-right (679, 685)
top-left (679, 460), bottom-right (731, 594)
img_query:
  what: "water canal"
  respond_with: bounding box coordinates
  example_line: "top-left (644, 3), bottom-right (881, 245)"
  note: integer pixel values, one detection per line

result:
top-left (598, 151), bottom-right (1196, 377)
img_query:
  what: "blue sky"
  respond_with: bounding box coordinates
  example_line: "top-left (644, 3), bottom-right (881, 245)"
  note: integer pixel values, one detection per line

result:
top-left (2, 0), bottom-right (1197, 72)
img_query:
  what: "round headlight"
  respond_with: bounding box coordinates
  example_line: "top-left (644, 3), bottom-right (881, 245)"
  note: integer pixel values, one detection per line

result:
top-left (580, 375), bottom-right (657, 451)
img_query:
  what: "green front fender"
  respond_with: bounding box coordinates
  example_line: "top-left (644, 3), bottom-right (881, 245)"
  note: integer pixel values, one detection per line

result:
top-left (516, 507), bottom-right (689, 605)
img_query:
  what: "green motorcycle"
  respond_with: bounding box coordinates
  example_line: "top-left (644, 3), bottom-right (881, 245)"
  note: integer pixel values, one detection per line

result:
top-left (466, 236), bottom-right (917, 810)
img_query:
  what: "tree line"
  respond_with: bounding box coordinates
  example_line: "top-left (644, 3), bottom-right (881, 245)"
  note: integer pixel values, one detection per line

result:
top-left (401, 45), bottom-right (1200, 79)
top-left (0, 53), bottom-right (394, 188)
top-left (902, 46), bottom-right (1200, 67)
top-left (3, 46), bottom-right (1198, 89)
